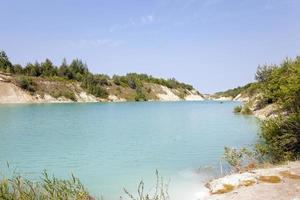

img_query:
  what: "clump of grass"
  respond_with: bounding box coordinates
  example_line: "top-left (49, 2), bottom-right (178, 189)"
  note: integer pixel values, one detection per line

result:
top-left (212, 184), bottom-right (234, 194)
top-left (258, 175), bottom-right (281, 183)
top-left (121, 170), bottom-right (169, 200)
top-left (0, 171), bottom-right (93, 200)
top-left (279, 171), bottom-right (300, 179)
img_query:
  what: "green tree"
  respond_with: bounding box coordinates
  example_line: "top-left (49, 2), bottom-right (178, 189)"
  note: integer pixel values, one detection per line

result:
top-left (41, 59), bottom-right (57, 77)
top-left (255, 64), bottom-right (276, 82)
top-left (69, 59), bottom-right (89, 80)
top-left (0, 50), bottom-right (14, 73)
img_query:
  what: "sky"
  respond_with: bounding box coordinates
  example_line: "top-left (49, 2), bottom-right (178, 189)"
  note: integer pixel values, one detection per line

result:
top-left (1, 0), bottom-right (300, 93)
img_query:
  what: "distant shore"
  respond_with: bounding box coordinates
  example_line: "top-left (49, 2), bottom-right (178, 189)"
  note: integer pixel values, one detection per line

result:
top-left (0, 72), bottom-right (205, 104)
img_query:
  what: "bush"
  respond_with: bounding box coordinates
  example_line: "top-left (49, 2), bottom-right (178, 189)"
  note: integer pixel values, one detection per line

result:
top-left (62, 91), bottom-right (77, 101)
top-left (50, 90), bottom-right (77, 101)
top-left (223, 147), bottom-right (254, 172)
top-left (233, 106), bottom-right (242, 113)
top-left (257, 114), bottom-right (300, 163)
top-left (81, 75), bottom-right (109, 98)
top-left (241, 105), bottom-right (252, 115)
top-left (135, 87), bottom-right (147, 101)
top-left (16, 76), bottom-right (36, 92)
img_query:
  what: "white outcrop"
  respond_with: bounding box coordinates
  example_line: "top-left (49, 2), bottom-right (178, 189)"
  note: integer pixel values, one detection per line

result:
top-left (184, 90), bottom-right (205, 101)
top-left (157, 85), bottom-right (181, 101)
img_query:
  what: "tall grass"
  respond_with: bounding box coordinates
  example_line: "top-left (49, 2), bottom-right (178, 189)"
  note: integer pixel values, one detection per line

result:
top-left (0, 170), bottom-right (93, 200)
top-left (0, 169), bottom-right (169, 200)
top-left (121, 170), bottom-right (169, 200)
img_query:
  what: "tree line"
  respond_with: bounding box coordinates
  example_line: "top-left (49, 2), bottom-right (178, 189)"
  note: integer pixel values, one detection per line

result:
top-left (0, 50), bottom-right (194, 100)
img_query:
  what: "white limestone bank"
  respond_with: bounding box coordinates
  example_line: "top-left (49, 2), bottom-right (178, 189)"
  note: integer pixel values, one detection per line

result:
top-left (0, 81), bottom-right (99, 103)
top-left (205, 161), bottom-right (300, 200)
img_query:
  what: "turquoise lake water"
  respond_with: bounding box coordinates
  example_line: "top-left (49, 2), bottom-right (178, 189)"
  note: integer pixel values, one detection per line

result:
top-left (0, 101), bottom-right (259, 199)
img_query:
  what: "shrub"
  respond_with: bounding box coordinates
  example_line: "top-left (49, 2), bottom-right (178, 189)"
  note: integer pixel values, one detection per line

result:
top-left (241, 105), bottom-right (252, 115)
top-left (233, 106), bottom-right (242, 113)
top-left (223, 147), bottom-right (254, 172)
top-left (62, 91), bottom-right (77, 101)
top-left (81, 75), bottom-right (109, 98)
top-left (256, 113), bottom-right (300, 163)
top-left (50, 90), bottom-right (77, 101)
top-left (135, 87), bottom-right (147, 101)
top-left (16, 76), bottom-right (36, 92)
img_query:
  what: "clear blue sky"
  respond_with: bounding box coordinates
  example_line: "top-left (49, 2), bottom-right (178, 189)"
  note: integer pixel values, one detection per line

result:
top-left (1, 0), bottom-right (300, 93)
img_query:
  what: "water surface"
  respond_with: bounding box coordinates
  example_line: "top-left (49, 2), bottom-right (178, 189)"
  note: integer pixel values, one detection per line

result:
top-left (0, 101), bottom-right (259, 199)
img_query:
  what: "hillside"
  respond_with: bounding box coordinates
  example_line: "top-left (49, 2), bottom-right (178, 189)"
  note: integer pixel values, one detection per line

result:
top-left (0, 51), bottom-right (204, 103)
top-left (212, 56), bottom-right (300, 119)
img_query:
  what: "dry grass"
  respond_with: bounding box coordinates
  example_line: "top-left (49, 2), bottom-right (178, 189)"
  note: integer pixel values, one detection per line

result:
top-left (241, 180), bottom-right (256, 187)
top-left (279, 171), bottom-right (300, 179)
top-left (258, 176), bottom-right (281, 183)
top-left (212, 184), bottom-right (235, 194)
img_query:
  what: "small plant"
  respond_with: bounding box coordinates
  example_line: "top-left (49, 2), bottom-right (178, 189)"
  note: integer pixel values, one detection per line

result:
top-left (223, 147), bottom-right (255, 173)
top-left (121, 170), bottom-right (169, 200)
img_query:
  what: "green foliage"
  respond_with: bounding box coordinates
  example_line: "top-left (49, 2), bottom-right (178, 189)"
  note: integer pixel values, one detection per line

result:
top-left (16, 76), bottom-right (36, 92)
top-left (0, 50), bottom-right (195, 101)
top-left (13, 64), bottom-right (23, 74)
top-left (0, 169), bottom-right (170, 200)
top-left (257, 114), bottom-right (300, 163)
top-left (255, 64), bottom-right (276, 82)
top-left (215, 83), bottom-right (255, 98)
top-left (135, 87), bottom-right (147, 101)
top-left (113, 73), bottom-right (193, 91)
top-left (233, 106), bottom-right (242, 113)
top-left (241, 105), bottom-right (252, 115)
top-left (259, 57), bottom-right (300, 112)
top-left (223, 147), bottom-right (254, 172)
top-left (0, 171), bottom-right (92, 200)
top-left (69, 59), bottom-right (89, 81)
top-left (41, 59), bottom-right (57, 77)
top-left (233, 105), bottom-right (252, 115)
top-left (252, 57), bottom-right (300, 163)
top-left (81, 74), bottom-right (109, 98)
top-left (225, 56), bottom-right (300, 164)
top-left (50, 90), bottom-right (77, 101)
top-left (0, 50), bottom-right (14, 73)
